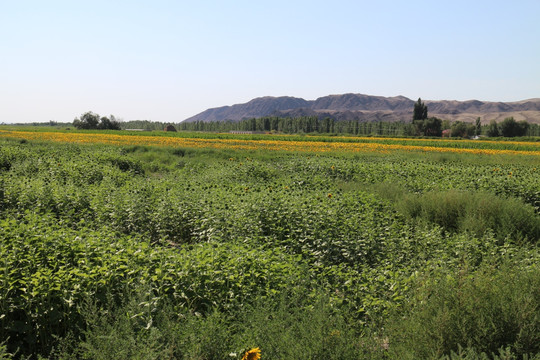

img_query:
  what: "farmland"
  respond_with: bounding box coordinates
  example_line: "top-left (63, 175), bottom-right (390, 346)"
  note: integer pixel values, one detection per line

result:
top-left (0, 129), bottom-right (539, 359)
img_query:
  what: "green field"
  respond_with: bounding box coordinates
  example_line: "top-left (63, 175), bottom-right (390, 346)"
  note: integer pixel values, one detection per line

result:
top-left (0, 133), bottom-right (539, 359)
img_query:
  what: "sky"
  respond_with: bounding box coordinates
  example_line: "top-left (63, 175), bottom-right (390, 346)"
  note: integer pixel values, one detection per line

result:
top-left (1, 0), bottom-right (539, 123)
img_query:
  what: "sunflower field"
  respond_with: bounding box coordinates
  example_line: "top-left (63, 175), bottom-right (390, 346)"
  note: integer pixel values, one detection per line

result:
top-left (0, 130), bottom-right (539, 359)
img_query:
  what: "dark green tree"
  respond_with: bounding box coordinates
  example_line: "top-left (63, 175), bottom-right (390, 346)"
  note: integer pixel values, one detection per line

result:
top-left (403, 123), bottom-right (417, 136)
top-left (487, 120), bottom-right (499, 137)
top-left (73, 112), bottom-right (121, 130)
top-left (475, 117), bottom-right (482, 136)
top-left (500, 117), bottom-right (517, 137)
top-left (499, 117), bottom-right (528, 137)
top-left (98, 116), bottom-right (121, 130)
top-left (423, 117), bottom-right (442, 136)
top-left (450, 121), bottom-right (468, 137)
top-left (517, 120), bottom-right (530, 137)
top-left (411, 98), bottom-right (429, 136)
top-left (413, 98), bottom-right (428, 121)
top-left (466, 123), bottom-right (477, 137)
top-left (442, 119), bottom-right (451, 131)
top-left (73, 112), bottom-right (100, 129)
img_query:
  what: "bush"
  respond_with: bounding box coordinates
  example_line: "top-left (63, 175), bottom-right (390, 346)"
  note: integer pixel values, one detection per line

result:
top-left (386, 265), bottom-right (540, 358)
top-left (58, 290), bottom-right (366, 360)
top-left (397, 190), bottom-right (540, 243)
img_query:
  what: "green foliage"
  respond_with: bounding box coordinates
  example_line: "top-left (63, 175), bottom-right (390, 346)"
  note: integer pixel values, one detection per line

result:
top-left (0, 341), bottom-right (14, 360)
top-left (0, 136), bottom-right (538, 359)
top-left (500, 117), bottom-right (530, 137)
top-left (451, 121), bottom-right (476, 138)
top-left (121, 120), bottom-right (168, 130)
top-left (488, 119), bottom-right (500, 137)
top-left (73, 112), bottom-right (121, 130)
top-left (386, 265), bottom-right (540, 358)
top-left (412, 117), bottom-right (443, 136)
top-left (0, 212), bottom-right (307, 356)
top-left (55, 290), bottom-right (367, 360)
top-left (228, 294), bottom-right (365, 360)
top-left (396, 190), bottom-right (540, 242)
top-left (413, 97), bottom-right (428, 121)
top-left (475, 117), bottom-right (482, 136)
top-left (440, 346), bottom-right (540, 360)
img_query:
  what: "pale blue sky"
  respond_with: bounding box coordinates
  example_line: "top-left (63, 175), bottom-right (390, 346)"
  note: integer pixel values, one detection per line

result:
top-left (1, 0), bottom-right (539, 123)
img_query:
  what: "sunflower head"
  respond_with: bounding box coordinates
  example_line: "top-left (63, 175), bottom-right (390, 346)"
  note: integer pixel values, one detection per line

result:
top-left (241, 347), bottom-right (261, 360)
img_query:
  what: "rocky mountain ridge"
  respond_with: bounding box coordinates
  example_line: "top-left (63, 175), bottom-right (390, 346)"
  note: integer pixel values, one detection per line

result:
top-left (183, 94), bottom-right (540, 124)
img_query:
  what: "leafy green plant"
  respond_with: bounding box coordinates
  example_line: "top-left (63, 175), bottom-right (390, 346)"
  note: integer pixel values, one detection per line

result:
top-left (385, 264), bottom-right (540, 358)
top-left (396, 190), bottom-right (540, 242)
top-left (0, 136), bottom-right (539, 359)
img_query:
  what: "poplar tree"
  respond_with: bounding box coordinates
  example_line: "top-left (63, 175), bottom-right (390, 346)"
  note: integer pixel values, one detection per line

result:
top-left (413, 98), bottom-right (428, 121)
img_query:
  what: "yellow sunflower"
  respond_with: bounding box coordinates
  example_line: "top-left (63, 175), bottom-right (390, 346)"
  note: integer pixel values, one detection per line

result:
top-left (241, 347), bottom-right (261, 360)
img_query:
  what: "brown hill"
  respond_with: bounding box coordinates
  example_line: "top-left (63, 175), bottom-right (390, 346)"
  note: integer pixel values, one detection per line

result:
top-left (310, 94), bottom-right (414, 111)
top-left (182, 94), bottom-right (540, 124)
top-left (184, 96), bottom-right (310, 123)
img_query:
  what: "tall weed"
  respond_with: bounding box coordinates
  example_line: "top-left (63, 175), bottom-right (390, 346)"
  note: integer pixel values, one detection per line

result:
top-left (385, 264), bottom-right (540, 358)
top-left (397, 190), bottom-right (540, 243)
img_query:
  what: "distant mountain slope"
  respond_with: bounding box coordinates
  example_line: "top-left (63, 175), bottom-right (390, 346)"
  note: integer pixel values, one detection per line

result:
top-left (425, 99), bottom-right (540, 114)
top-left (182, 94), bottom-right (540, 124)
top-left (183, 96), bottom-right (310, 123)
top-left (311, 94), bottom-right (414, 111)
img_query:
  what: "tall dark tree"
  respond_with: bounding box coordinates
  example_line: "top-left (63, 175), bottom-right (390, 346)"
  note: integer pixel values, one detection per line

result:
top-left (487, 120), bottom-right (499, 137)
top-left (413, 98), bottom-right (428, 121)
top-left (517, 120), bottom-right (530, 137)
top-left (475, 117), bottom-right (482, 136)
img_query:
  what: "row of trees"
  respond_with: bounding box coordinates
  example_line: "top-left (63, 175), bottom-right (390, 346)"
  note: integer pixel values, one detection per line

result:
top-left (405, 98), bottom-right (533, 137)
top-left (71, 104), bottom-right (538, 137)
top-left (178, 116), bottom-right (414, 136)
top-left (177, 116), bottom-right (539, 137)
top-left (486, 117), bottom-right (530, 137)
top-left (73, 112), bottom-right (121, 130)
top-left (406, 98), bottom-right (481, 137)
top-left (121, 120), bottom-right (169, 130)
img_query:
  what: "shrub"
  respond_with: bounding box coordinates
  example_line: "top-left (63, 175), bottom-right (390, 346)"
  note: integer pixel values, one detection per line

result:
top-left (60, 290), bottom-right (366, 360)
top-left (397, 190), bottom-right (540, 243)
top-left (386, 265), bottom-right (540, 358)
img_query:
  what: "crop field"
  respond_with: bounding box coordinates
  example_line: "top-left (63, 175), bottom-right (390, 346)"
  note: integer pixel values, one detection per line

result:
top-left (1, 129), bottom-right (540, 155)
top-left (0, 129), bottom-right (539, 359)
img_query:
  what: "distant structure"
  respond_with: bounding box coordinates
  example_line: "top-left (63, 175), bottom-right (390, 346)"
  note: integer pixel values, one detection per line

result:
top-left (442, 129), bottom-right (451, 138)
top-left (164, 124), bottom-right (177, 132)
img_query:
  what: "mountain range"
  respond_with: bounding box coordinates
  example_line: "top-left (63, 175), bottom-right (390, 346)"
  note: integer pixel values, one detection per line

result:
top-left (182, 94), bottom-right (540, 124)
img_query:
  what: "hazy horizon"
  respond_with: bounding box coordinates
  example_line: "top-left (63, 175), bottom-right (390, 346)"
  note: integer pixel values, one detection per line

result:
top-left (1, 0), bottom-right (539, 123)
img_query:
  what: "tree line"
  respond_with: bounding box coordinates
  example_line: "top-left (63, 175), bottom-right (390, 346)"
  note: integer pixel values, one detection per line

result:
top-left (70, 106), bottom-right (539, 137)
top-left (405, 98), bottom-right (534, 137)
top-left (73, 112), bottom-right (121, 130)
top-left (177, 115), bottom-right (539, 138)
top-left (177, 116), bottom-right (412, 136)
top-left (485, 117), bottom-right (531, 137)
